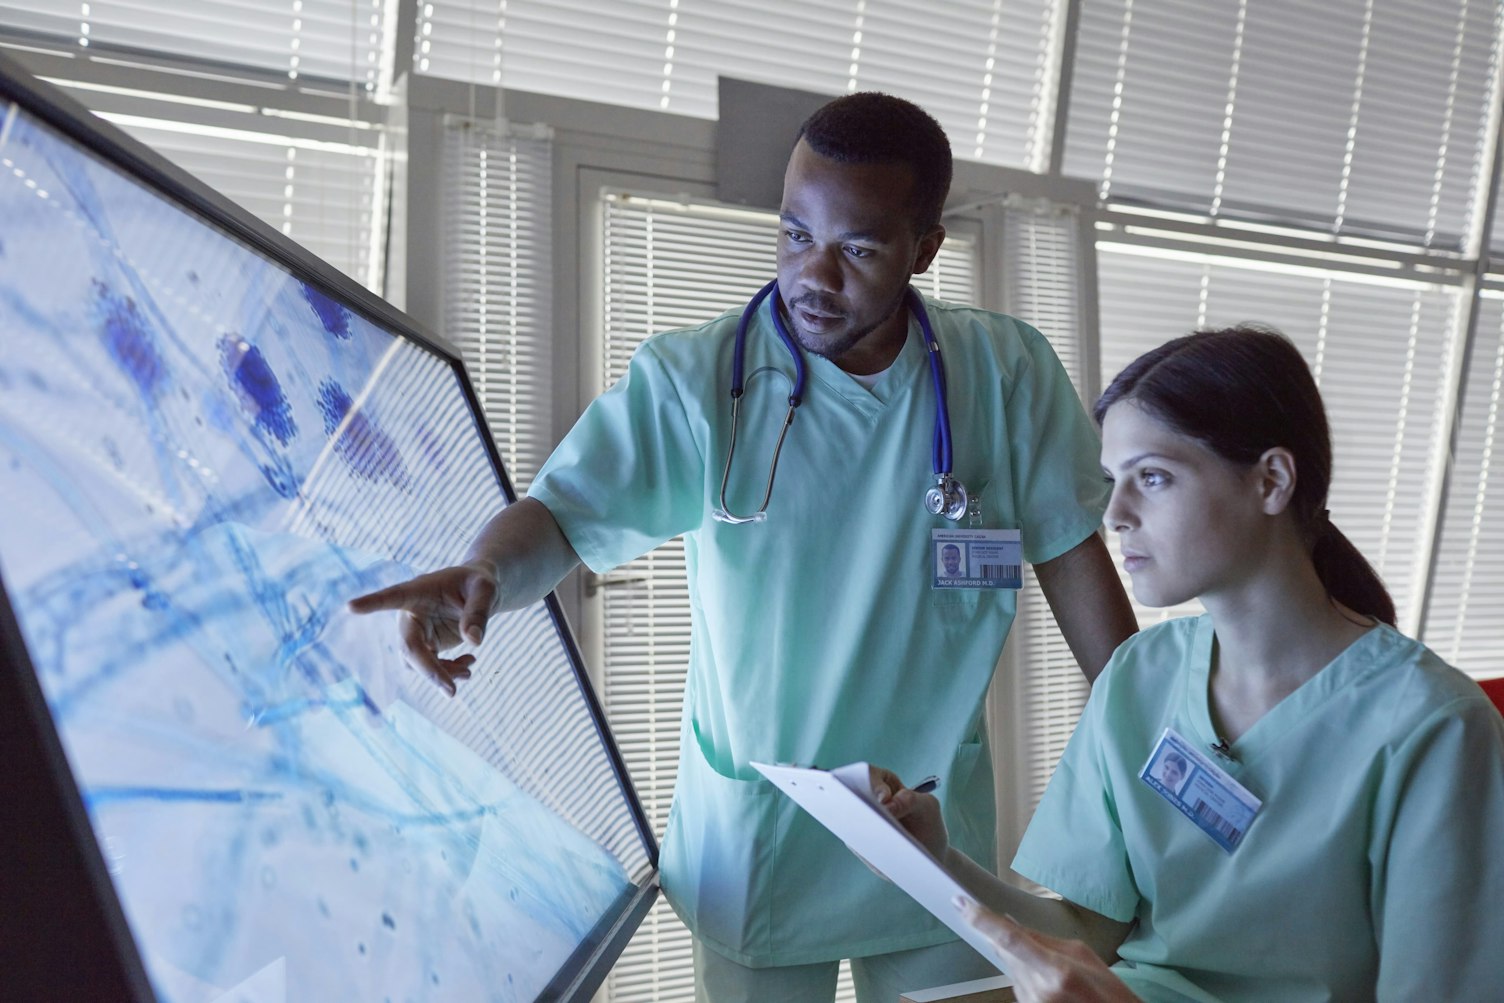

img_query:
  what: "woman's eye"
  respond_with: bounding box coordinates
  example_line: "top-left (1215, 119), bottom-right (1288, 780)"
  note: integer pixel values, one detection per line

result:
top-left (1139, 470), bottom-right (1166, 488)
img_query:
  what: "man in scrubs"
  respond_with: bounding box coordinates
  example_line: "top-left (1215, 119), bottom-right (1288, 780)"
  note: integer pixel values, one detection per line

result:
top-left (351, 92), bottom-right (1137, 1002)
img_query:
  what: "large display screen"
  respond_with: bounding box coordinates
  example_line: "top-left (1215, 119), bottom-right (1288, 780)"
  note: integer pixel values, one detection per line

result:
top-left (0, 57), bottom-right (653, 1002)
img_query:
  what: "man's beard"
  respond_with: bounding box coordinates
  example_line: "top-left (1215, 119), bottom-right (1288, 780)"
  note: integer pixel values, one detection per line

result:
top-left (783, 289), bottom-right (907, 362)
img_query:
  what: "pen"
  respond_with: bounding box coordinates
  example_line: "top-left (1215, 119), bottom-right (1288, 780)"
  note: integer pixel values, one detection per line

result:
top-left (911, 775), bottom-right (940, 794)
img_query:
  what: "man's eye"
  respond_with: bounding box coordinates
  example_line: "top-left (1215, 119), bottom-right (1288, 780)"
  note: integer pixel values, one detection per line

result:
top-left (784, 229), bottom-right (810, 243)
top-left (844, 245), bottom-right (872, 259)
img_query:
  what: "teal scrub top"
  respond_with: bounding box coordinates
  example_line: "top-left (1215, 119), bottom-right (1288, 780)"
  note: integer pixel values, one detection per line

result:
top-left (528, 294), bottom-right (1108, 965)
top-left (1013, 615), bottom-right (1504, 1002)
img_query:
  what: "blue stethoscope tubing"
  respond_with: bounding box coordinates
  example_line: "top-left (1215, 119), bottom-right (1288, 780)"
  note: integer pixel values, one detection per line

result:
top-left (716, 278), bottom-right (966, 524)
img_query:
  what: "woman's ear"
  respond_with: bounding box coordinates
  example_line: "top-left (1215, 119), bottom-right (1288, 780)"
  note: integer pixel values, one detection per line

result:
top-left (1256, 447), bottom-right (1298, 515)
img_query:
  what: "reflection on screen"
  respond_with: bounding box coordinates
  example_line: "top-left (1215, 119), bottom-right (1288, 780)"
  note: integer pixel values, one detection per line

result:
top-left (0, 99), bottom-right (647, 1003)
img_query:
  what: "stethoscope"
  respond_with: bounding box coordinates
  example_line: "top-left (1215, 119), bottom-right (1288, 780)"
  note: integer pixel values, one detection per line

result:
top-left (714, 278), bottom-right (969, 524)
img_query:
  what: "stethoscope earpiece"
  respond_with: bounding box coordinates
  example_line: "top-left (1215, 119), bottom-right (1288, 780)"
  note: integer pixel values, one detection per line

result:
top-left (716, 279), bottom-right (969, 525)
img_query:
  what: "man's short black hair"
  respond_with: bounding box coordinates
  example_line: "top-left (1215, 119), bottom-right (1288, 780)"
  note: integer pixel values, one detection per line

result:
top-left (796, 92), bottom-right (953, 234)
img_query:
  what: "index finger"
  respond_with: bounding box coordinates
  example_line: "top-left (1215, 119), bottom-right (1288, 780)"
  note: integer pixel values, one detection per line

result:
top-left (348, 578), bottom-right (434, 615)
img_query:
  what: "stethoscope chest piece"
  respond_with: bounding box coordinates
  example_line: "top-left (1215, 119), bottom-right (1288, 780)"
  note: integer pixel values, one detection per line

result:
top-left (924, 473), bottom-right (969, 521)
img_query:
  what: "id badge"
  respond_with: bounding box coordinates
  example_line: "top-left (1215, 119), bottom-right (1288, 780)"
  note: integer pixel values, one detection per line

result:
top-left (932, 529), bottom-right (1022, 589)
top-left (1140, 727), bottom-right (1261, 853)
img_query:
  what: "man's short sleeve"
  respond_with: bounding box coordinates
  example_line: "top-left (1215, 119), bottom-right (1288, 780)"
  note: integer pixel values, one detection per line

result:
top-left (1004, 324), bottom-right (1110, 565)
top-left (527, 336), bottom-right (705, 573)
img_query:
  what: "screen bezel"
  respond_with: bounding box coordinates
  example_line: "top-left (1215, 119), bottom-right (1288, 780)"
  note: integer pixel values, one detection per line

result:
top-left (0, 48), bottom-right (658, 1003)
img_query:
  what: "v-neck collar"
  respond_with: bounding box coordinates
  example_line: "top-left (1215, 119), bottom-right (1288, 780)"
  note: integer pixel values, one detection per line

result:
top-left (1183, 614), bottom-right (1401, 766)
top-left (803, 312), bottom-right (925, 417)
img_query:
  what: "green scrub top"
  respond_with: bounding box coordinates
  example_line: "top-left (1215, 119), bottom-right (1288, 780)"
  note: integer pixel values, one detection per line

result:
top-left (529, 294), bottom-right (1108, 965)
top-left (1013, 615), bottom-right (1504, 1002)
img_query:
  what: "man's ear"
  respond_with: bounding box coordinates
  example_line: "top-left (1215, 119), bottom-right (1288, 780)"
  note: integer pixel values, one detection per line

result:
top-left (1256, 447), bottom-right (1298, 515)
top-left (910, 224), bottom-right (946, 276)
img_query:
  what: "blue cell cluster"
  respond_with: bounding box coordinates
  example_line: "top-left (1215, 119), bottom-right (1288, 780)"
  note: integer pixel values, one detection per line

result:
top-left (95, 280), bottom-right (167, 401)
top-left (218, 335), bottom-right (297, 446)
top-left (301, 282), bottom-right (353, 341)
top-left (316, 379), bottom-right (411, 489)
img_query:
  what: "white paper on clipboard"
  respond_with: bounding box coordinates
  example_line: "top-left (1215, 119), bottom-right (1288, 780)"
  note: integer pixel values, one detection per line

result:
top-left (751, 760), bottom-right (1009, 974)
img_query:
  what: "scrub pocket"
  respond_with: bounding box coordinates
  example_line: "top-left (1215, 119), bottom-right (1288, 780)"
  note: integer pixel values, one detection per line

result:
top-left (930, 583), bottom-right (1017, 630)
top-left (941, 738), bottom-right (997, 867)
top-left (658, 724), bottom-right (779, 958)
top-left (930, 589), bottom-right (981, 619)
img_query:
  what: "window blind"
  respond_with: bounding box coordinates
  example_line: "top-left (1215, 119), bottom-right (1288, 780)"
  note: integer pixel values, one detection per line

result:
top-left (105, 115), bottom-right (387, 291)
top-left (2, 0), bottom-right (390, 89)
top-left (1065, 0), bottom-right (1498, 250)
top-left (442, 118), bottom-right (553, 492)
top-left (999, 201), bottom-right (1092, 810)
top-left (1095, 243), bottom-right (1459, 633)
top-left (414, 0), bottom-right (1059, 170)
top-left (1422, 293), bottom-right (1504, 677)
top-left (596, 191), bottom-right (974, 1003)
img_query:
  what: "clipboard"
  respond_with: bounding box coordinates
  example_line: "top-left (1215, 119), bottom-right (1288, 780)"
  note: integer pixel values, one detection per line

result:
top-left (751, 761), bottom-right (1009, 974)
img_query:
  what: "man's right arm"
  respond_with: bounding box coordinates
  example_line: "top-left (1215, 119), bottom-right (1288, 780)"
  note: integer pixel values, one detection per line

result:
top-left (347, 497), bottom-right (580, 695)
top-left (461, 497), bottom-right (582, 624)
top-left (353, 331), bottom-right (703, 694)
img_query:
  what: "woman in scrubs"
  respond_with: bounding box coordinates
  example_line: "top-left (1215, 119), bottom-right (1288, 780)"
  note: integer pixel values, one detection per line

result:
top-left (877, 326), bottom-right (1504, 1002)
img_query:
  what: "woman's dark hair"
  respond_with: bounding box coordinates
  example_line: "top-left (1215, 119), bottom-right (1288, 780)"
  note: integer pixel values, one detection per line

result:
top-left (797, 91), bottom-right (952, 235)
top-left (1094, 326), bottom-right (1396, 626)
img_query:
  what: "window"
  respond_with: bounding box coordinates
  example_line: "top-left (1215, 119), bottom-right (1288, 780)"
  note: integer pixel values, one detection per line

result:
top-left (442, 118), bottom-right (554, 491)
top-left (1065, 0), bottom-right (1497, 248)
top-left (415, 0), bottom-right (1061, 169)
top-left (994, 201), bottom-right (1096, 828)
top-left (6, 0), bottom-right (393, 293)
top-left (1423, 292), bottom-right (1504, 674)
top-left (108, 116), bottom-right (387, 290)
top-left (6, 0), bottom-right (391, 89)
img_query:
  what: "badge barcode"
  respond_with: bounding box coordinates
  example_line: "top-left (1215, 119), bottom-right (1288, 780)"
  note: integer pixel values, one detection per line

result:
top-left (980, 563), bottom-right (1021, 580)
top-left (1193, 798), bottom-right (1243, 845)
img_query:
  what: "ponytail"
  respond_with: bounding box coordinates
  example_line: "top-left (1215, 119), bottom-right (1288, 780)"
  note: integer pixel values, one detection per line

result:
top-left (1311, 520), bottom-right (1396, 627)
